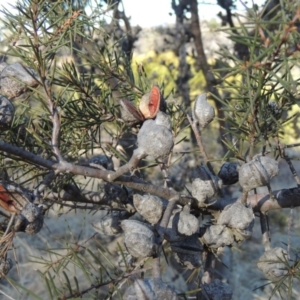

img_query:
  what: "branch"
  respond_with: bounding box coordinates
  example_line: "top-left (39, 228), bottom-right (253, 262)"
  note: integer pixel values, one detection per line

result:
top-left (0, 141), bottom-right (190, 204)
top-left (211, 187), bottom-right (300, 213)
top-left (3, 141), bottom-right (300, 213)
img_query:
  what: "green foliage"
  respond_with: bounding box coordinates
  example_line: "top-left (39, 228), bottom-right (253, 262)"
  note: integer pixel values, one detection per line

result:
top-left (214, 3), bottom-right (300, 159)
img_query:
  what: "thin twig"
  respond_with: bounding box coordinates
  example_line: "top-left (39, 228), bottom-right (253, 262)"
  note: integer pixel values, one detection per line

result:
top-left (287, 206), bottom-right (293, 259)
top-left (3, 214), bottom-right (15, 237)
top-left (153, 195), bottom-right (180, 280)
top-left (187, 114), bottom-right (215, 175)
top-left (108, 149), bottom-right (146, 182)
top-left (0, 288), bottom-right (16, 300)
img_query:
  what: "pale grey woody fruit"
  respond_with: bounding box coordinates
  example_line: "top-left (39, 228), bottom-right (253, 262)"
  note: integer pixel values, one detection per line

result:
top-left (0, 95), bottom-right (14, 130)
top-left (239, 156), bottom-right (279, 192)
top-left (257, 247), bottom-right (288, 280)
top-left (163, 209), bottom-right (198, 242)
top-left (192, 166), bottom-right (222, 207)
top-left (136, 111), bottom-right (173, 163)
top-left (0, 62), bottom-right (39, 99)
top-left (14, 202), bottom-right (44, 234)
top-left (201, 225), bottom-right (234, 249)
top-left (133, 194), bottom-right (165, 225)
top-left (177, 210), bottom-right (199, 236)
top-left (217, 202), bottom-right (255, 241)
top-left (193, 93), bottom-right (215, 128)
top-left (121, 220), bottom-right (157, 258)
top-left (123, 278), bottom-right (178, 300)
top-left (120, 99), bottom-right (142, 126)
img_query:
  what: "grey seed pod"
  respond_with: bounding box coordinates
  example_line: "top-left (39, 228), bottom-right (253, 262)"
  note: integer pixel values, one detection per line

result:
top-left (103, 182), bottom-right (128, 206)
top-left (0, 95), bottom-right (14, 130)
top-left (202, 279), bottom-right (233, 300)
top-left (155, 110), bottom-right (172, 130)
top-left (193, 93), bottom-right (215, 128)
top-left (0, 62), bottom-right (39, 99)
top-left (218, 162), bottom-right (239, 185)
top-left (14, 202), bottom-right (44, 234)
top-left (239, 156), bottom-right (279, 191)
top-left (177, 211), bottom-right (199, 236)
top-left (92, 211), bottom-right (123, 236)
top-left (231, 227), bottom-right (253, 242)
top-left (191, 166), bottom-right (223, 207)
top-left (121, 220), bottom-right (157, 258)
top-left (133, 194), bottom-right (165, 225)
top-left (217, 202), bottom-right (254, 241)
top-left (0, 258), bottom-right (13, 279)
top-left (171, 235), bottom-right (202, 269)
top-left (0, 180), bottom-right (31, 212)
top-left (123, 278), bottom-right (178, 300)
top-left (88, 155), bottom-right (114, 171)
top-left (257, 247), bottom-right (288, 280)
top-left (119, 99), bottom-right (142, 125)
top-left (201, 225), bottom-right (234, 248)
top-left (137, 111), bottom-right (174, 162)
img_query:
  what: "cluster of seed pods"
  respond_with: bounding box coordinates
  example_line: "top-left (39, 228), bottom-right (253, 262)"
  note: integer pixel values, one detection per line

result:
top-left (94, 90), bottom-right (284, 298)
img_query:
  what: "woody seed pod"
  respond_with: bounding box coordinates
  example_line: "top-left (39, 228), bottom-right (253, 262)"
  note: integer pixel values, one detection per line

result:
top-left (202, 279), bottom-right (233, 300)
top-left (191, 166), bottom-right (222, 207)
top-left (121, 220), bottom-right (157, 258)
top-left (0, 95), bottom-right (14, 130)
top-left (0, 180), bottom-right (31, 213)
top-left (139, 86), bottom-right (160, 119)
top-left (177, 210), bottom-right (199, 236)
top-left (239, 156), bottom-right (279, 191)
top-left (137, 111), bottom-right (174, 162)
top-left (0, 62), bottom-right (39, 99)
top-left (14, 202), bottom-right (44, 234)
top-left (257, 247), bottom-right (288, 280)
top-left (120, 86), bottom-right (161, 125)
top-left (171, 235), bottom-right (202, 269)
top-left (218, 162), bottom-right (239, 185)
top-left (217, 202), bottom-right (254, 241)
top-left (133, 194), bottom-right (165, 225)
top-left (164, 209), bottom-right (198, 242)
top-left (193, 93), bottom-right (215, 128)
top-left (120, 99), bottom-right (143, 125)
top-left (123, 278), bottom-right (178, 300)
top-left (201, 225), bottom-right (234, 249)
